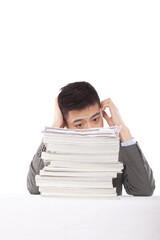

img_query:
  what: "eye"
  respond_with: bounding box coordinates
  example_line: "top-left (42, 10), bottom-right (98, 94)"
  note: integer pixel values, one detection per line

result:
top-left (75, 123), bottom-right (83, 128)
top-left (93, 117), bottom-right (100, 122)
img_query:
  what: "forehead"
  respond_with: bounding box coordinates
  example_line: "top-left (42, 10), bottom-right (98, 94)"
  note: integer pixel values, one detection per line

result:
top-left (67, 103), bottom-right (100, 121)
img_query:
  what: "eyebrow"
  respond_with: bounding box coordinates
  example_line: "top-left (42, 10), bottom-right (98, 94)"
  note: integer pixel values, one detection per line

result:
top-left (72, 112), bottom-right (100, 124)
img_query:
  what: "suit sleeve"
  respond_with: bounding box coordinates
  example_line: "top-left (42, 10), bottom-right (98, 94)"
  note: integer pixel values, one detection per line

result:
top-left (119, 141), bottom-right (156, 196)
top-left (27, 141), bottom-right (46, 194)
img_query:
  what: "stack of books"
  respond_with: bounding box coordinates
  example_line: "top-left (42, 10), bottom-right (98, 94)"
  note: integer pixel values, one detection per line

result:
top-left (35, 126), bottom-right (123, 197)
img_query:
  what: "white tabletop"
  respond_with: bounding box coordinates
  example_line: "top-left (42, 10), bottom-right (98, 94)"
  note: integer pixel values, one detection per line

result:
top-left (0, 194), bottom-right (160, 240)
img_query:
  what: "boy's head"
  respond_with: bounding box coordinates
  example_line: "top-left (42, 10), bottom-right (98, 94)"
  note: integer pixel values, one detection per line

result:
top-left (58, 81), bottom-right (103, 129)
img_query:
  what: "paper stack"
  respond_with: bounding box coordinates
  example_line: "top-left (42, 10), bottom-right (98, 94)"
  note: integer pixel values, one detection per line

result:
top-left (35, 126), bottom-right (123, 197)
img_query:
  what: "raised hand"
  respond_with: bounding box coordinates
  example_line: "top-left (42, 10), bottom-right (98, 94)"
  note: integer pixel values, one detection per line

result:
top-left (101, 98), bottom-right (133, 142)
top-left (51, 97), bottom-right (66, 128)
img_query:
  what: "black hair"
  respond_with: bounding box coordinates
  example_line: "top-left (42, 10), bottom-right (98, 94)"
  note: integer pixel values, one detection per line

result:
top-left (58, 81), bottom-right (101, 121)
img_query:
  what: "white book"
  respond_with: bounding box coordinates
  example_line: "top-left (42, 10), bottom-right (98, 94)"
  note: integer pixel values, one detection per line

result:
top-left (37, 182), bottom-right (113, 188)
top-left (44, 162), bottom-right (123, 171)
top-left (41, 152), bottom-right (119, 163)
top-left (42, 126), bottom-right (121, 138)
top-left (43, 135), bottom-right (120, 144)
top-left (43, 137), bottom-right (120, 147)
top-left (43, 135), bottom-right (119, 145)
top-left (40, 192), bottom-right (117, 197)
top-left (35, 177), bottom-right (113, 188)
top-left (46, 145), bottom-right (119, 154)
top-left (39, 186), bottom-right (117, 196)
top-left (35, 175), bottom-right (113, 182)
top-left (41, 126), bottom-right (121, 158)
top-left (44, 143), bottom-right (119, 152)
top-left (39, 169), bottom-right (118, 178)
top-left (45, 143), bottom-right (119, 152)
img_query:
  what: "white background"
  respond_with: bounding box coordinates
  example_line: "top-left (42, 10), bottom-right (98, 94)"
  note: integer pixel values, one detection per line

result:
top-left (0, 0), bottom-right (159, 195)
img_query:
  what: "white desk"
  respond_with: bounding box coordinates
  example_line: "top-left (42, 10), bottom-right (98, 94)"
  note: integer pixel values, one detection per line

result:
top-left (0, 194), bottom-right (160, 240)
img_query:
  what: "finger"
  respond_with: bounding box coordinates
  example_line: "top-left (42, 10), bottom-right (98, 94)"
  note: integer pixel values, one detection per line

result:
top-left (102, 111), bottom-right (114, 126)
top-left (101, 98), bottom-right (112, 110)
top-left (101, 98), bottom-right (112, 103)
top-left (101, 99), bottom-right (117, 111)
top-left (101, 102), bottom-right (113, 112)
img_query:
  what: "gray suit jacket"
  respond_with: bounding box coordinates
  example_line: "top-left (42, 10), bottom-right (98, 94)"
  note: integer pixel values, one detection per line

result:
top-left (27, 140), bottom-right (155, 196)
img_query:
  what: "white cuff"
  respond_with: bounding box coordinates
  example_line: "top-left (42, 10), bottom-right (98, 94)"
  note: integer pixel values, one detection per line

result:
top-left (121, 138), bottom-right (136, 146)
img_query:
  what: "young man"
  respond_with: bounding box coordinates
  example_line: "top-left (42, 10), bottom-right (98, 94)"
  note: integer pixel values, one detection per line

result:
top-left (27, 81), bottom-right (155, 196)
